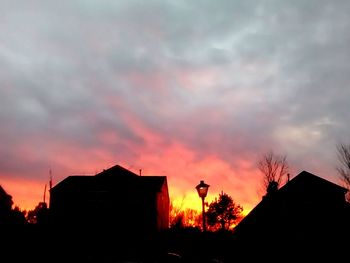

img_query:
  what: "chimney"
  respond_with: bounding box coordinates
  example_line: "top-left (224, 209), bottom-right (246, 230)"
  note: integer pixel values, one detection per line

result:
top-left (266, 181), bottom-right (278, 196)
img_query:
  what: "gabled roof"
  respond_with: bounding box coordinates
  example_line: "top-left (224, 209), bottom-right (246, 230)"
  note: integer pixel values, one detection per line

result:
top-left (234, 170), bottom-right (348, 234)
top-left (278, 170), bottom-right (347, 194)
top-left (50, 176), bottom-right (95, 192)
top-left (95, 164), bottom-right (139, 177)
top-left (51, 164), bottom-right (167, 194)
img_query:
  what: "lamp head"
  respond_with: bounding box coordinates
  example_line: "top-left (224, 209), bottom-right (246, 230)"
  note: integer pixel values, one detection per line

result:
top-left (196, 180), bottom-right (210, 198)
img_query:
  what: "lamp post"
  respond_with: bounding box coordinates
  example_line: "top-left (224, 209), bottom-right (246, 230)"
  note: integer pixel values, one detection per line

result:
top-left (195, 180), bottom-right (210, 232)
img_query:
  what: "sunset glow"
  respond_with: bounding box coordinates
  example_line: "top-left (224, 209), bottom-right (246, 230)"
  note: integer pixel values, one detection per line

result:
top-left (0, 1), bottom-right (349, 217)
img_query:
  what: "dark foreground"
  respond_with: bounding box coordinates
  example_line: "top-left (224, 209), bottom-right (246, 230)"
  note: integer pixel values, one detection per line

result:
top-left (1, 225), bottom-right (348, 262)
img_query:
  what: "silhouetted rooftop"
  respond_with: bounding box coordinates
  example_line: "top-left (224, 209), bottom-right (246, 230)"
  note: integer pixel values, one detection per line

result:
top-left (234, 170), bottom-right (349, 234)
top-left (279, 170), bottom-right (347, 194)
top-left (51, 164), bottom-right (166, 194)
top-left (95, 164), bottom-right (139, 177)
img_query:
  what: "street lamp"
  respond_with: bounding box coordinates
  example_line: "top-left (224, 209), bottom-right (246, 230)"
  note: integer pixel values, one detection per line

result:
top-left (195, 180), bottom-right (210, 231)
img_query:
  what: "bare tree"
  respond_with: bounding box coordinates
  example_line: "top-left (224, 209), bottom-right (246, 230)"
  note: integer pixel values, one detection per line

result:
top-left (169, 197), bottom-right (201, 229)
top-left (258, 151), bottom-right (289, 195)
top-left (26, 202), bottom-right (49, 224)
top-left (336, 143), bottom-right (350, 201)
top-left (169, 197), bottom-right (185, 228)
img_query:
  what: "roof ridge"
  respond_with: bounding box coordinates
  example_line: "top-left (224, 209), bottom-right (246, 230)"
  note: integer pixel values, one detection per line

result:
top-left (286, 170), bottom-right (347, 192)
top-left (95, 164), bottom-right (139, 177)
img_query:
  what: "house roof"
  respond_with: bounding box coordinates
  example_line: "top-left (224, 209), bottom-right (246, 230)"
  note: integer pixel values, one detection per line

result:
top-left (234, 170), bottom-right (348, 234)
top-left (278, 170), bottom-right (347, 194)
top-left (51, 164), bottom-right (167, 194)
top-left (50, 176), bottom-right (95, 192)
top-left (95, 164), bottom-right (139, 177)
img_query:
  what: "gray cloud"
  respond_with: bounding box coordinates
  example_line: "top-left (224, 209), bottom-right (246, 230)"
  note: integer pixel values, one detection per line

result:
top-left (0, 0), bottom-right (349, 207)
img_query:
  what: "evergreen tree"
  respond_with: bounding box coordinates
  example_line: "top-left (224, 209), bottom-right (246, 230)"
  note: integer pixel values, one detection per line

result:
top-left (206, 192), bottom-right (243, 231)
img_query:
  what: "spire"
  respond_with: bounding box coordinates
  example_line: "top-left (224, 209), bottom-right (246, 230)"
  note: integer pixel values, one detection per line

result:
top-left (43, 184), bottom-right (47, 203)
top-left (48, 169), bottom-right (53, 208)
top-left (49, 169), bottom-right (53, 190)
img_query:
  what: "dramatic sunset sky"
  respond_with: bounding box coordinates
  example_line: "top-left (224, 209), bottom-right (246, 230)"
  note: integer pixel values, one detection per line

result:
top-left (1, 1), bottom-right (349, 213)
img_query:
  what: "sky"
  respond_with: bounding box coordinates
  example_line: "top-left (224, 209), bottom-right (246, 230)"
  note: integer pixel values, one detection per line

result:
top-left (1, 0), bottom-right (350, 213)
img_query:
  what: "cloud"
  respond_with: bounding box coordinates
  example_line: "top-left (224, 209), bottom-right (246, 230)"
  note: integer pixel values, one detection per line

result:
top-left (0, 0), bottom-right (349, 211)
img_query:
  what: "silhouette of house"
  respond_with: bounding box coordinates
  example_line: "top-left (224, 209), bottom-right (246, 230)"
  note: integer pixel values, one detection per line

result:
top-left (233, 170), bottom-right (350, 256)
top-left (49, 164), bottom-right (169, 237)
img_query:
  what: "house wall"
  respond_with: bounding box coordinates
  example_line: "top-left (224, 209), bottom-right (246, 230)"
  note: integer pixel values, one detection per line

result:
top-left (49, 178), bottom-right (170, 237)
top-left (156, 181), bottom-right (170, 231)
